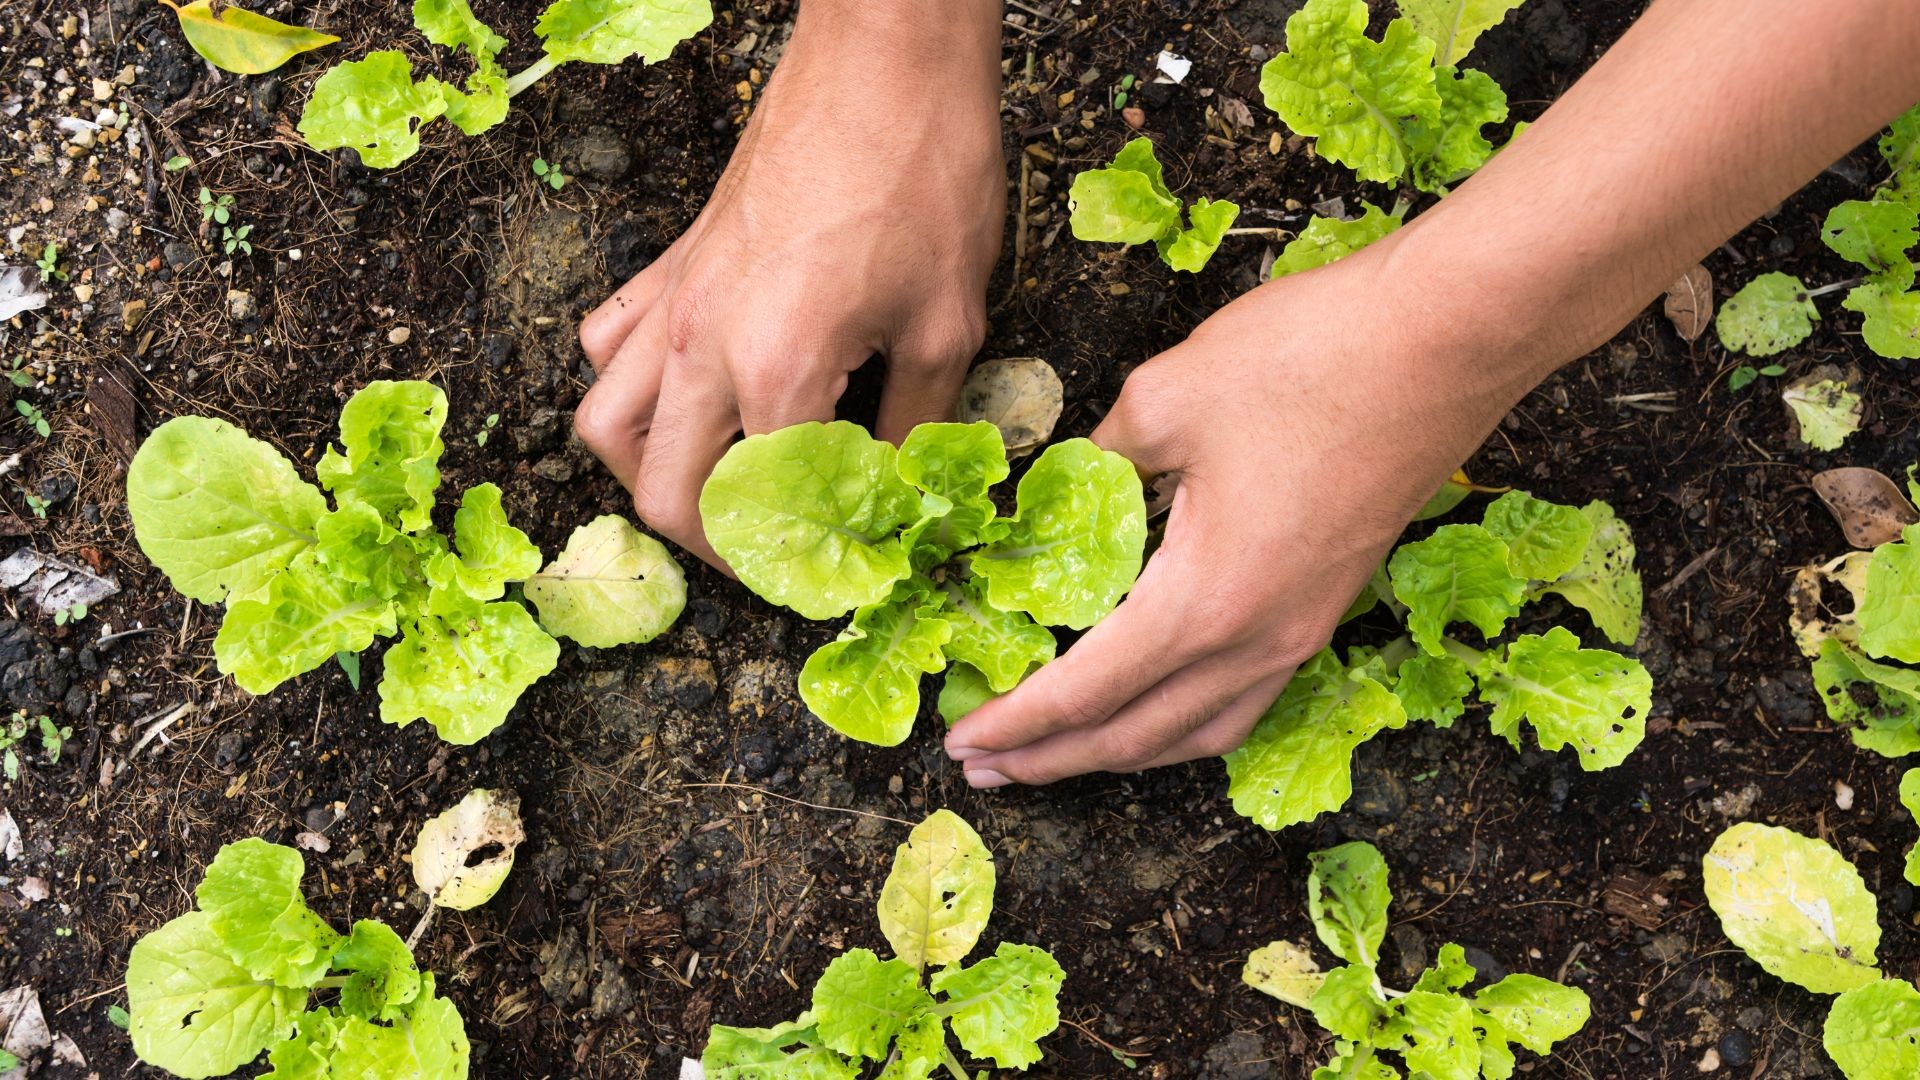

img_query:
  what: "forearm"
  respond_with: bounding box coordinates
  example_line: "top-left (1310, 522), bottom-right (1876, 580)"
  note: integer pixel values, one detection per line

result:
top-left (1393, 0), bottom-right (1920, 397)
top-left (786, 0), bottom-right (1002, 89)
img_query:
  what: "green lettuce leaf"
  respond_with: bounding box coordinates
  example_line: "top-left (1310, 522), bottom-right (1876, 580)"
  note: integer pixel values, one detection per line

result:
top-left (1406, 65), bottom-right (1507, 193)
top-left (1884, 104), bottom-right (1920, 208)
top-left (703, 1016), bottom-right (858, 1080)
top-left (1701, 822), bottom-right (1882, 994)
top-left (1260, 0), bottom-right (1441, 184)
top-left (1387, 523), bottom-right (1526, 655)
top-left (126, 415), bottom-right (327, 604)
top-left (1225, 648), bottom-right (1407, 830)
top-left (1159, 195), bottom-right (1241, 273)
top-left (897, 422), bottom-right (1009, 503)
top-left (412, 0), bottom-right (509, 135)
top-left (317, 381), bottom-right (448, 533)
top-left (799, 583), bottom-right (952, 746)
top-left (1824, 977), bottom-right (1920, 1080)
top-left (928, 578), bottom-right (1056, 693)
top-left (810, 949), bottom-right (933, 1060)
top-left (878, 810), bottom-right (996, 971)
top-left (1843, 283), bottom-right (1920, 360)
top-left (1478, 627), bottom-right (1650, 770)
top-left (880, 1013), bottom-right (946, 1080)
top-left (1822, 198), bottom-right (1919, 290)
top-left (1309, 965), bottom-right (1391, 1044)
top-left (214, 551), bottom-right (397, 695)
top-left (297, 52), bottom-right (451, 169)
top-left (1396, 0), bottom-right (1525, 65)
top-left (325, 978), bottom-right (468, 1079)
top-left (332, 919), bottom-right (422, 1022)
top-left (524, 514), bottom-right (687, 647)
top-left (1473, 974), bottom-right (1590, 1057)
top-left (260, 1008), bottom-right (341, 1080)
top-left (1811, 638), bottom-right (1920, 757)
top-left (1904, 768), bottom-right (1920, 887)
top-left (315, 502), bottom-right (419, 600)
top-left (1480, 491), bottom-right (1592, 582)
top-left (1271, 204), bottom-right (1402, 277)
top-left (936, 662), bottom-right (1005, 727)
top-left (1410, 942), bottom-right (1475, 994)
top-left (378, 604), bottom-right (560, 744)
top-left (1857, 525), bottom-right (1920, 663)
top-left (128, 911), bottom-right (307, 1079)
top-left (534, 0), bottom-right (714, 66)
top-left (1067, 138), bottom-right (1181, 245)
top-left (1384, 991), bottom-right (1478, 1077)
top-left (1392, 652), bottom-right (1473, 727)
top-left (1307, 841), bottom-right (1391, 971)
top-left (1244, 941), bottom-right (1326, 1009)
top-left (1715, 272), bottom-right (1818, 357)
top-left (700, 421), bottom-right (920, 620)
top-left (972, 438), bottom-right (1146, 629)
top-left (424, 484), bottom-right (543, 608)
top-left (929, 943), bottom-right (1064, 1070)
top-left (196, 838), bottom-right (342, 988)
top-left (1531, 500), bottom-right (1643, 647)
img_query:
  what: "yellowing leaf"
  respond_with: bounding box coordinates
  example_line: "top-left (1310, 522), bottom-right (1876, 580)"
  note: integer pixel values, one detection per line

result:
top-left (877, 810), bottom-right (996, 971)
top-left (1701, 822), bottom-right (1882, 994)
top-left (412, 788), bottom-right (524, 910)
top-left (1244, 941), bottom-right (1325, 1008)
top-left (163, 0), bottom-right (338, 75)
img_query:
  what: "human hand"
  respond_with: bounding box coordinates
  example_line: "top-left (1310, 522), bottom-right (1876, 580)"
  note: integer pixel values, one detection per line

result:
top-left (943, 233), bottom-right (1542, 786)
top-left (575, 0), bottom-right (1005, 565)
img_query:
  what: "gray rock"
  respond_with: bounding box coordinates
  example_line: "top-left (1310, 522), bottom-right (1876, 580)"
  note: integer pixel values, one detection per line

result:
top-left (1198, 1030), bottom-right (1275, 1080)
top-left (163, 241), bottom-right (196, 271)
top-left (557, 125), bottom-right (633, 181)
top-left (531, 455), bottom-right (573, 483)
top-left (512, 407), bottom-right (561, 455)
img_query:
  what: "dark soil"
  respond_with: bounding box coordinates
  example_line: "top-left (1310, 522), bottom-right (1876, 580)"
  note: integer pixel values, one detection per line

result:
top-left (1, 0), bottom-right (1915, 1077)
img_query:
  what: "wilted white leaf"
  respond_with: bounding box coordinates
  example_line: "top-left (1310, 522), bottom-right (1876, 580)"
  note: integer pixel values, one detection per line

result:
top-left (0, 550), bottom-right (119, 614)
top-left (412, 788), bottom-right (524, 911)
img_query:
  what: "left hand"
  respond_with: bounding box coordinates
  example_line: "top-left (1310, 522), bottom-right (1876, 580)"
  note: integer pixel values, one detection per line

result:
top-left (943, 232), bottom-right (1529, 786)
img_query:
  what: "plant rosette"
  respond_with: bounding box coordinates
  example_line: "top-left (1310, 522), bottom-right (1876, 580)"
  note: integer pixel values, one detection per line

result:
top-left (126, 380), bottom-right (687, 745)
top-left (697, 419), bottom-right (1147, 747)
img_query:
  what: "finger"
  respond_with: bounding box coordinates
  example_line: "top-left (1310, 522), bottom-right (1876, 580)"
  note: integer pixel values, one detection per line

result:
top-left (572, 307), bottom-right (668, 488)
top-left (958, 651), bottom-right (1269, 787)
top-left (944, 567), bottom-right (1192, 759)
top-left (579, 255), bottom-right (672, 372)
top-left (735, 349), bottom-right (848, 436)
top-left (1135, 669), bottom-right (1291, 770)
top-left (874, 328), bottom-right (978, 445)
top-left (632, 360), bottom-right (739, 567)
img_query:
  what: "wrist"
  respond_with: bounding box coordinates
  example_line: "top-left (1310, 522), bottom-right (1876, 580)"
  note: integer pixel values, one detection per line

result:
top-left (790, 0), bottom-right (1002, 80)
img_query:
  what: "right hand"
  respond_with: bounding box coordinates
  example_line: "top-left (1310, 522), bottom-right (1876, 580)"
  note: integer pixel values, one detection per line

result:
top-left (575, 1), bottom-right (1007, 566)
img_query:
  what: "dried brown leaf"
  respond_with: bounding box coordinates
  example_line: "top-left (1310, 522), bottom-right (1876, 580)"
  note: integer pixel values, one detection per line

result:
top-left (957, 357), bottom-right (1063, 458)
top-left (1662, 264), bottom-right (1714, 341)
top-left (1811, 466), bottom-right (1916, 549)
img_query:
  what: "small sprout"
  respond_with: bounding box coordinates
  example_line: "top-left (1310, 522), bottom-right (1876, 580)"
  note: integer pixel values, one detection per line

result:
top-left (476, 412), bottom-right (500, 446)
top-left (334, 649), bottom-right (360, 690)
top-left (8, 357), bottom-right (35, 389)
top-left (222, 223), bottom-right (254, 256)
top-left (531, 157), bottom-right (566, 190)
top-left (35, 242), bottom-right (66, 283)
top-left (1727, 363), bottom-right (1786, 392)
top-left (107, 1004), bottom-right (130, 1030)
top-left (22, 492), bottom-right (48, 519)
top-left (15, 398), bottom-right (49, 437)
top-left (53, 601), bottom-right (88, 626)
top-left (198, 186), bottom-right (235, 225)
top-left (38, 715), bottom-right (71, 763)
top-left (164, 154), bottom-right (191, 171)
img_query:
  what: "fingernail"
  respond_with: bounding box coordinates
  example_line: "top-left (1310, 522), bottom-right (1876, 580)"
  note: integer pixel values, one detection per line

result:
top-left (947, 745), bottom-right (987, 762)
top-left (967, 769), bottom-right (1012, 790)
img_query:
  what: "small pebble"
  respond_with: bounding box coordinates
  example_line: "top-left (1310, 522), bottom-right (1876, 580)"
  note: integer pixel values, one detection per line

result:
top-left (1695, 1047), bottom-right (1720, 1073)
top-left (1718, 1031), bottom-right (1753, 1069)
top-left (388, 326), bottom-right (411, 345)
top-left (1122, 106), bottom-right (1146, 129)
top-left (1835, 780), bottom-right (1855, 810)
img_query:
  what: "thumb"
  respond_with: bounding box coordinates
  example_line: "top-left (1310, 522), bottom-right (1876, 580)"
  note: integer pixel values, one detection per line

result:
top-left (1088, 367), bottom-right (1184, 480)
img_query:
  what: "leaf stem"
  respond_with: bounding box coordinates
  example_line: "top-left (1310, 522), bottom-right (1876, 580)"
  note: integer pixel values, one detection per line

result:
top-left (1805, 276), bottom-right (1864, 299)
top-left (504, 55), bottom-right (560, 97)
top-left (941, 1047), bottom-right (974, 1080)
top-left (1439, 636), bottom-right (1488, 669)
top-left (312, 975), bottom-right (351, 989)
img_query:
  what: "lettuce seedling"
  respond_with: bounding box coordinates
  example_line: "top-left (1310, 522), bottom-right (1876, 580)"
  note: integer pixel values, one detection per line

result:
top-left (124, 838), bottom-right (468, 1079)
top-left (1720, 104), bottom-right (1920, 360)
top-left (1703, 822), bottom-right (1920, 1078)
top-left (126, 380), bottom-right (686, 745)
top-left (1788, 470), bottom-right (1920, 757)
top-left (698, 420), bottom-right (1145, 746)
top-left (297, 0), bottom-right (712, 168)
top-left (704, 810), bottom-right (1064, 1078)
top-left (1260, 0), bottom-right (1521, 194)
top-left (1068, 137), bottom-right (1242, 272)
top-left (1226, 491), bottom-right (1649, 831)
top-left (1270, 201), bottom-right (1405, 278)
top-left (1246, 841), bottom-right (1590, 1079)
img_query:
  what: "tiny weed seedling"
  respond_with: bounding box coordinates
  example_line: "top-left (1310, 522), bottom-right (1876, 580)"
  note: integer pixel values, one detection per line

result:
top-left (1247, 841), bottom-right (1590, 1077)
top-left (38, 715), bottom-right (71, 763)
top-left (163, 154), bottom-right (190, 171)
top-left (698, 420), bottom-right (1146, 747)
top-left (53, 601), bottom-right (88, 626)
top-left (124, 838), bottom-right (469, 1079)
top-left (704, 811), bottom-right (1065, 1077)
top-left (1112, 72), bottom-right (1135, 110)
top-left (1719, 104), bottom-right (1919, 361)
top-left (223, 223), bottom-right (254, 256)
top-left (476, 412), bottom-right (500, 446)
top-left (1227, 490), bottom-right (1650, 831)
top-left (531, 157), bottom-right (566, 190)
top-left (35, 242), bottom-right (65, 283)
top-left (126, 380), bottom-right (687, 745)
top-left (1068, 137), bottom-right (1241, 272)
top-left (1727, 362), bottom-right (1786, 391)
top-left (298, 0), bottom-right (711, 168)
top-left (22, 491), bottom-right (48, 519)
top-left (15, 398), bottom-right (49, 437)
top-left (1703, 822), bottom-right (1920, 1078)
top-left (198, 186), bottom-right (235, 225)
top-left (8, 357), bottom-right (35, 389)
top-left (0, 712), bottom-right (28, 780)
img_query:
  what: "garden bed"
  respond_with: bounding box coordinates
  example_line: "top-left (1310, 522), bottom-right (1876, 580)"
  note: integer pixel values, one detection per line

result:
top-left (1, 0), bottom-right (1914, 1076)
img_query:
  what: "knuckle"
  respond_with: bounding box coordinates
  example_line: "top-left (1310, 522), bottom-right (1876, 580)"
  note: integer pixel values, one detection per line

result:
top-left (1046, 682), bottom-right (1113, 732)
top-left (578, 309), bottom-right (620, 363)
top-left (571, 393), bottom-right (621, 450)
top-left (631, 486), bottom-right (690, 537)
top-left (1098, 725), bottom-right (1166, 772)
top-left (1191, 725), bottom-right (1252, 760)
top-left (664, 284), bottom-right (715, 355)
